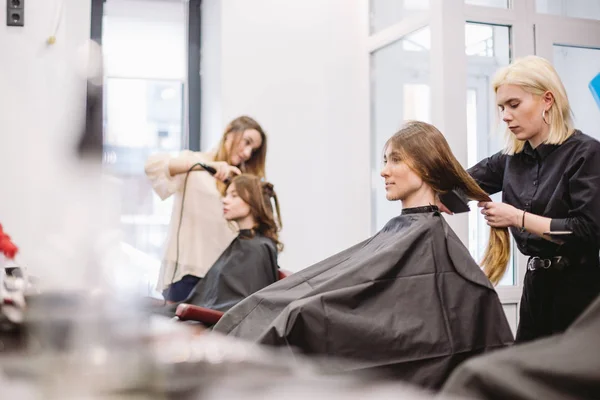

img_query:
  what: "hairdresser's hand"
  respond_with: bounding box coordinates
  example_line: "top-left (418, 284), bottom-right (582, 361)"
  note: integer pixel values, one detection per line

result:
top-left (208, 161), bottom-right (241, 182)
top-left (478, 201), bottom-right (520, 228)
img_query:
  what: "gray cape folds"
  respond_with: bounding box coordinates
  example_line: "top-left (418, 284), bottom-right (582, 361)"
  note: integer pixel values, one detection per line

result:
top-left (213, 207), bottom-right (514, 389)
top-left (442, 294), bottom-right (600, 400)
top-left (160, 230), bottom-right (279, 317)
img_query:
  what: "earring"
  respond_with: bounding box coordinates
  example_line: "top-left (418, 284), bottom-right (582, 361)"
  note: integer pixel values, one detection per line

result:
top-left (541, 109), bottom-right (550, 125)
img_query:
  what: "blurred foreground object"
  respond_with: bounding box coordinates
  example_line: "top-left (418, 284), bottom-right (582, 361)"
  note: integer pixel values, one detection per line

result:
top-left (0, 224), bottom-right (35, 356)
top-left (0, 225), bottom-right (19, 260)
top-left (0, 320), bottom-right (465, 399)
top-left (0, 38), bottom-right (156, 398)
top-left (77, 39), bottom-right (103, 160)
top-left (442, 294), bottom-right (600, 400)
top-left (0, 225), bottom-right (27, 329)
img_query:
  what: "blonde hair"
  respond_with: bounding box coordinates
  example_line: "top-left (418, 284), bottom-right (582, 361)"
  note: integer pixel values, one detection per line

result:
top-left (492, 55), bottom-right (575, 155)
top-left (386, 121), bottom-right (510, 285)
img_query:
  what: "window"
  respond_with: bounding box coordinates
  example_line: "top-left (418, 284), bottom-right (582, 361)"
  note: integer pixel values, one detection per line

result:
top-left (370, 0), bottom-right (430, 34)
top-left (102, 0), bottom-right (188, 295)
top-left (553, 45), bottom-right (600, 140)
top-left (465, 23), bottom-right (515, 286)
top-left (465, 0), bottom-right (509, 8)
top-left (536, 0), bottom-right (600, 21)
top-left (371, 27), bottom-right (431, 232)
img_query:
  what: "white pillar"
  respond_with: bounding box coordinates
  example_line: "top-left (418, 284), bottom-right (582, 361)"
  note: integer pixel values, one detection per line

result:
top-left (430, 0), bottom-right (469, 242)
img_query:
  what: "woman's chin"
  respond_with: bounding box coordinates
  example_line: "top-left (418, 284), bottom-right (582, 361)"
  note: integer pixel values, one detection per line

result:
top-left (385, 193), bottom-right (401, 201)
top-left (514, 131), bottom-right (532, 141)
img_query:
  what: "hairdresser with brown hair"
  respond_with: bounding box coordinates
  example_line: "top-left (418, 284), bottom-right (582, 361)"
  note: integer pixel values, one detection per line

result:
top-left (145, 116), bottom-right (268, 302)
top-left (446, 56), bottom-right (600, 344)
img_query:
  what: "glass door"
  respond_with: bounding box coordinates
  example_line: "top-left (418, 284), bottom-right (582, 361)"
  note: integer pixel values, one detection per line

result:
top-left (535, 16), bottom-right (600, 140)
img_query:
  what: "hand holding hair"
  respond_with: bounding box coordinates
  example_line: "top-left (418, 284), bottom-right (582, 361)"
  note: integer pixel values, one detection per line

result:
top-left (478, 201), bottom-right (521, 228)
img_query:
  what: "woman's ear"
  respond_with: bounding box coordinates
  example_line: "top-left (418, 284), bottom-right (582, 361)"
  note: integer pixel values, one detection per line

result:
top-left (542, 91), bottom-right (555, 110)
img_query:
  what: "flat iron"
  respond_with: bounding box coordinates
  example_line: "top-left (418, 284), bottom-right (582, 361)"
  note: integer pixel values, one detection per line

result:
top-left (439, 189), bottom-right (470, 214)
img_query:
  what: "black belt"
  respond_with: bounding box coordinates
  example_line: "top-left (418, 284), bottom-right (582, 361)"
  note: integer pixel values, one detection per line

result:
top-left (527, 256), bottom-right (569, 271)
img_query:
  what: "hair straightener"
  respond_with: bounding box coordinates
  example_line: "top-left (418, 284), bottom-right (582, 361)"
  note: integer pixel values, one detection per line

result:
top-left (439, 189), bottom-right (470, 214)
top-left (193, 162), bottom-right (231, 185)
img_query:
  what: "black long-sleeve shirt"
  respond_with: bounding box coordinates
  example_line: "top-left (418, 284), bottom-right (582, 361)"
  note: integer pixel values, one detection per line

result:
top-left (468, 130), bottom-right (600, 259)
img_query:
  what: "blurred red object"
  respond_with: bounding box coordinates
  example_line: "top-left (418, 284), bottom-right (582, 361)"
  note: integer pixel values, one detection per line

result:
top-left (0, 225), bottom-right (18, 260)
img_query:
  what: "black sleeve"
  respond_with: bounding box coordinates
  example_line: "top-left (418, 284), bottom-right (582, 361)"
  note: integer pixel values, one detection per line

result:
top-left (550, 144), bottom-right (600, 245)
top-left (467, 151), bottom-right (507, 195)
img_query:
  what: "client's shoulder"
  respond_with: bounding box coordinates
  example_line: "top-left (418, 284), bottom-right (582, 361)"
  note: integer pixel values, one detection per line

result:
top-left (381, 212), bottom-right (442, 234)
top-left (243, 232), bottom-right (278, 253)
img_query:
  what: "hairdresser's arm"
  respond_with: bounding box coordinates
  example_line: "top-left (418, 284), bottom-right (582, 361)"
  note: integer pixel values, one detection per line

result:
top-left (168, 156), bottom-right (205, 177)
top-left (168, 156), bottom-right (241, 181)
top-left (485, 144), bottom-right (600, 245)
top-left (467, 151), bottom-right (508, 195)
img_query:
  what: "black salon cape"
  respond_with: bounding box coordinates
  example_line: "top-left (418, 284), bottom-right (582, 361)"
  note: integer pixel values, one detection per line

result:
top-left (213, 209), bottom-right (514, 390)
top-left (442, 294), bottom-right (600, 400)
top-left (160, 230), bottom-right (279, 317)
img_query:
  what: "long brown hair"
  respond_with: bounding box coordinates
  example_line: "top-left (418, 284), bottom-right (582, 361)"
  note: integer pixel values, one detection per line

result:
top-left (214, 116), bottom-right (267, 194)
top-left (229, 174), bottom-right (283, 252)
top-left (385, 121), bottom-right (510, 285)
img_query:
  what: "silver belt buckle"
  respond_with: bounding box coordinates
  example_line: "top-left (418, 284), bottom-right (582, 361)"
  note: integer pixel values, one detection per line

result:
top-left (528, 256), bottom-right (539, 271)
top-left (528, 256), bottom-right (553, 271)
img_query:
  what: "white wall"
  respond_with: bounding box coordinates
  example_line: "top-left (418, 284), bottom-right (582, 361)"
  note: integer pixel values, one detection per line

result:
top-left (0, 0), bottom-right (91, 258)
top-left (0, 0), bottom-right (124, 291)
top-left (202, 0), bottom-right (371, 272)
